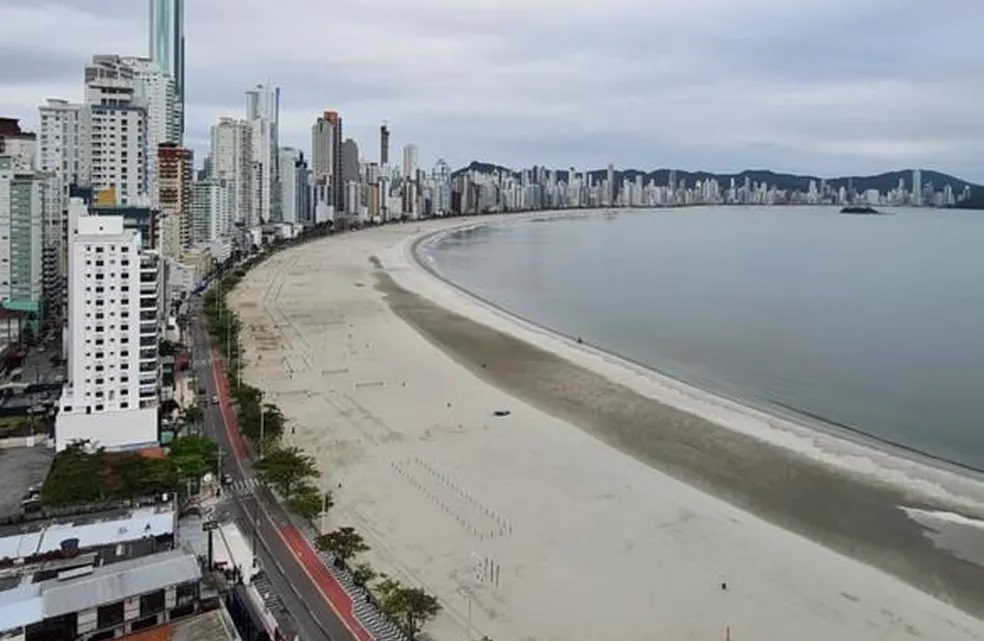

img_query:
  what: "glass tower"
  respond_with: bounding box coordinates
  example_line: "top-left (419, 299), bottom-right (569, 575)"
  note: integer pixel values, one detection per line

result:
top-left (149, 0), bottom-right (184, 140)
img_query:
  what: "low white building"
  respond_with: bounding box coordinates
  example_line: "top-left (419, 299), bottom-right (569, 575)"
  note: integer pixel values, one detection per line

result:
top-left (56, 202), bottom-right (160, 451)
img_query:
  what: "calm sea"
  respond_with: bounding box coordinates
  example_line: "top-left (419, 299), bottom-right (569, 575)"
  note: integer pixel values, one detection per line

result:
top-left (421, 207), bottom-right (984, 472)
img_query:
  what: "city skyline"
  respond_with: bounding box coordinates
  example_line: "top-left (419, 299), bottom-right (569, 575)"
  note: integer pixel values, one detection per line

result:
top-left (2, 0), bottom-right (983, 181)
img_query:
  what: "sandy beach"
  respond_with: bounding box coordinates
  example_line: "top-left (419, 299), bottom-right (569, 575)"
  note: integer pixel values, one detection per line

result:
top-left (229, 215), bottom-right (984, 641)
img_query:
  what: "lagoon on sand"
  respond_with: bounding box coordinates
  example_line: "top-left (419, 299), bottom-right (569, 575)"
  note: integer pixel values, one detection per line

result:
top-left (230, 212), bottom-right (984, 641)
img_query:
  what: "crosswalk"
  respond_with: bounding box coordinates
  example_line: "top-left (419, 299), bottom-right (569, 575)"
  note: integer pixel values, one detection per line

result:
top-left (224, 477), bottom-right (260, 497)
top-left (318, 550), bottom-right (408, 641)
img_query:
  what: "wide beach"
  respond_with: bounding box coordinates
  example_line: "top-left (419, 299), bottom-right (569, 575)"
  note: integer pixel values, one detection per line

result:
top-left (229, 215), bottom-right (984, 641)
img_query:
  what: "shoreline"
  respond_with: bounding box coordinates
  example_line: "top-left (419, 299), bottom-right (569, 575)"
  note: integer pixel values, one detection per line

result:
top-left (408, 213), bottom-right (984, 507)
top-left (230, 216), bottom-right (984, 640)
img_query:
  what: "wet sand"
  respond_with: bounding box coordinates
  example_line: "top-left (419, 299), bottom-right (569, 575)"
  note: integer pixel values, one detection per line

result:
top-left (230, 217), bottom-right (984, 641)
top-left (378, 269), bottom-right (984, 616)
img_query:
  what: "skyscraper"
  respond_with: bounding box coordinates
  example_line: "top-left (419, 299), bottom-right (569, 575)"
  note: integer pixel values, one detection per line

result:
top-left (380, 123), bottom-right (390, 166)
top-left (209, 117), bottom-right (252, 227)
top-left (402, 144), bottom-right (419, 218)
top-left (148, 0), bottom-right (184, 140)
top-left (311, 111), bottom-right (343, 211)
top-left (246, 84), bottom-right (280, 226)
top-left (157, 142), bottom-right (193, 261)
top-left (122, 56), bottom-right (177, 206)
top-left (606, 163), bottom-right (615, 206)
top-left (83, 55), bottom-right (149, 205)
top-left (278, 147), bottom-right (306, 225)
top-left (913, 168), bottom-right (923, 206)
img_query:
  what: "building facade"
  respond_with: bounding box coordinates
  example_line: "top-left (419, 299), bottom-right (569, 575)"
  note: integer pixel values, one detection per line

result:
top-left (157, 142), bottom-right (193, 260)
top-left (83, 56), bottom-right (149, 206)
top-left (122, 56), bottom-right (178, 206)
top-left (245, 84), bottom-right (279, 226)
top-left (57, 200), bottom-right (159, 451)
top-left (192, 177), bottom-right (232, 243)
top-left (0, 156), bottom-right (44, 329)
top-left (209, 117), bottom-right (252, 227)
top-left (278, 147), bottom-right (308, 226)
top-left (312, 111), bottom-right (343, 212)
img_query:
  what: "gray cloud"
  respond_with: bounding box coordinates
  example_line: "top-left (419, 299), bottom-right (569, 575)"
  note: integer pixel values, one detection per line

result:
top-left (1, 0), bottom-right (983, 181)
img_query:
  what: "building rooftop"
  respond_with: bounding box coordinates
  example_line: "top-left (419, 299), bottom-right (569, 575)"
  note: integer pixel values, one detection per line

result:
top-left (0, 502), bottom-right (175, 563)
top-left (0, 549), bottom-right (200, 631)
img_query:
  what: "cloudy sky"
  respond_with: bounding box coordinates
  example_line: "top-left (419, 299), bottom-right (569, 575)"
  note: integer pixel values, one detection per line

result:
top-left (2, 0), bottom-right (983, 181)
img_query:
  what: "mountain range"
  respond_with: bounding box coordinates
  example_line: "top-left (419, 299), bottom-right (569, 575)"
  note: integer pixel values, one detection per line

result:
top-left (454, 162), bottom-right (980, 195)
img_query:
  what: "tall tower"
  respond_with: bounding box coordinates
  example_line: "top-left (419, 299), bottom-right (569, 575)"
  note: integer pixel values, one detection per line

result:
top-left (245, 84), bottom-right (281, 226)
top-left (380, 123), bottom-right (390, 166)
top-left (149, 0), bottom-right (184, 141)
top-left (913, 168), bottom-right (923, 206)
top-left (311, 111), bottom-right (343, 211)
top-left (157, 142), bottom-right (193, 261)
top-left (209, 117), bottom-right (252, 227)
top-left (83, 55), bottom-right (149, 205)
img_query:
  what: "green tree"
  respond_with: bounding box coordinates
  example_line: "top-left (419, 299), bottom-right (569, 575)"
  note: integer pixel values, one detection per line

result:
top-left (352, 562), bottom-right (377, 588)
top-left (254, 447), bottom-right (319, 496)
top-left (316, 526), bottom-right (369, 561)
top-left (41, 441), bottom-right (105, 506)
top-left (169, 434), bottom-right (218, 482)
top-left (373, 578), bottom-right (441, 639)
top-left (286, 482), bottom-right (331, 520)
top-left (181, 405), bottom-right (204, 426)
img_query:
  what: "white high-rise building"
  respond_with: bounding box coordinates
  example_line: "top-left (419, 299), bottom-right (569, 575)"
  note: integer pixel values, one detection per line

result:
top-left (39, 99), bottom-right (85, 206)
top-left (209, 117), bottom-right (252, 226)
top-left (245, 84), bottom-right (280, 226)
top-left (121, 57), bottom-right (177, 206)
top-left (913, 168), bottom-right (923, 206)
top-left (402, 144), bottom-right (418, 179)
top-left (278, 147), bottom-right (302, 225)
top-left (83, 55), bottom-right (148, 205)
top-left (402, 144), bottom-right (419, 218)
top-left (56, 199), bottom-right (160, 451)
top-left (192, 178), bottom-right (232, 243)
top-left (38, 100), bottom-right (84, 329)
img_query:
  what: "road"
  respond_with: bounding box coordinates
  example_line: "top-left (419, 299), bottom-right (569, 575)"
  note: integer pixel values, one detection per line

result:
top-left (188, 296), bottom-right (371, 641)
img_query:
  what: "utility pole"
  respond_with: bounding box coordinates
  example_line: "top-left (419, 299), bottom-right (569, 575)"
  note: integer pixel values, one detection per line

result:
top-left (259, 393), bottom-right (265, 459)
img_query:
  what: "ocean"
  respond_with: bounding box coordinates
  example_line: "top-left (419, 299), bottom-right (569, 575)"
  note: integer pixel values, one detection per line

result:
top-left (420, 206), bottom-right (984, 472)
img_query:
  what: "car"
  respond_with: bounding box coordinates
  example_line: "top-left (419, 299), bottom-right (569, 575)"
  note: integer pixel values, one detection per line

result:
top-left (212, 394), bottom-right (220, 404)
top-left (221, 474), bottom-right (234, 486)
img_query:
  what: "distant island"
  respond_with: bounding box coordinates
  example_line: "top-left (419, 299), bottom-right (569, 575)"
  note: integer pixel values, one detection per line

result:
top-left (840, 206), bottom-right (882, 215)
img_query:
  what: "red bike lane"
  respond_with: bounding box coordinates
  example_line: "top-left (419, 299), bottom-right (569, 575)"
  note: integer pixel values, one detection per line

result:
top-left (210, 347), bottom-right (375, 641)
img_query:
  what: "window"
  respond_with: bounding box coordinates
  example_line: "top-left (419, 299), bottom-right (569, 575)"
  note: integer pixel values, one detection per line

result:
top-left (95, 404), bottom-right (104, 412)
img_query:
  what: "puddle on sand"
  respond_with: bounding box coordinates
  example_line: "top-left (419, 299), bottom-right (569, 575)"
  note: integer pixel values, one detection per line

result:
top-left (902, 507), bottom-right (984, 567)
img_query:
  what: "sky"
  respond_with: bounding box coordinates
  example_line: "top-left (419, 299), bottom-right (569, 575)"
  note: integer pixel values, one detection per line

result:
top-left (2, 0), bottom-right (984, 182)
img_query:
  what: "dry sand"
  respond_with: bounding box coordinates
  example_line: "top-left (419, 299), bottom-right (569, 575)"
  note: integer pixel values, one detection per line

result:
top-left (229, 215), bottom-right (984, 641)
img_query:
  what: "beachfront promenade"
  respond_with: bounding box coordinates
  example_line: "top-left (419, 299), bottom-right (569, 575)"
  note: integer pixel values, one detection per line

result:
top-left (190, 296), bottom-right (404, 641)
